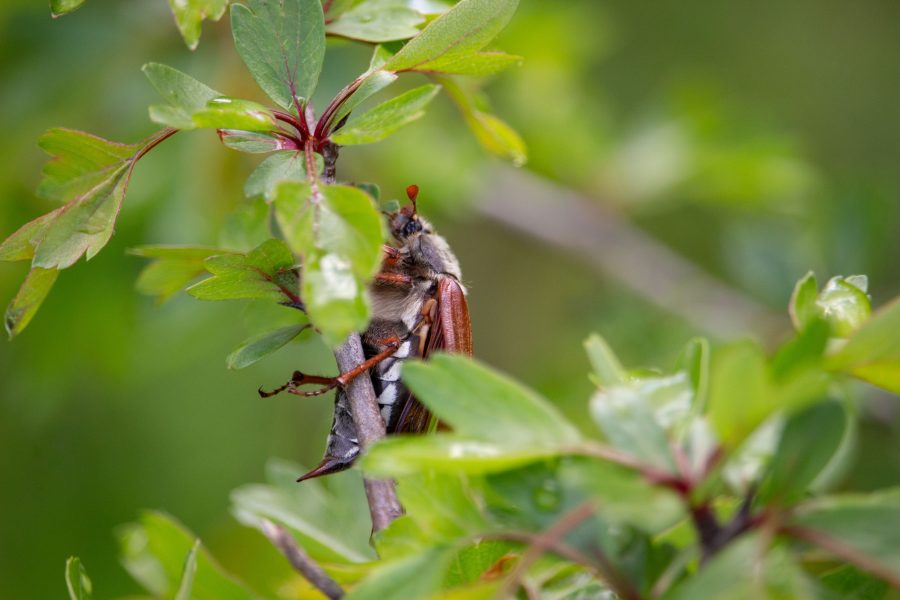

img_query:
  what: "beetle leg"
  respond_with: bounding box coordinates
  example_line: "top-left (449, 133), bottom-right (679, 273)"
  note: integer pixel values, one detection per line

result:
top-left (258, 336), bottom-right (402, 398)
top-left (375, 272), bottom-right (415, 286)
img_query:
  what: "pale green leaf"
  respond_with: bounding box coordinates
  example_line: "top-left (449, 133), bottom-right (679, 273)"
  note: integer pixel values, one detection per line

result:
top-left (439, 76), bottom-right (526, 165)
top-left (117, 512), bottom-right (254, 600)
top-left (173, 541), bottom-right (199, 600)
top-left (363, 434), bottom-right (562, 477)
top-left (384, 0), bottom-right (518, 72)
top-left (402, 355), bottom-right (581, 446)
top-left (231, 458), bottom-right (375, 563)
top-left (226, 324), bottom-right (308, 369)
top-left (167, 0), bottom-right (229, 50)
top-left (51, 0), bottom-right (85, 17)
top-left (332, 84), bottom-right (440, 145)
top-left (244, 151), bottom-right (307, 200)
top-left (326, 2), bottom-right (424, 42)
top-left (231, 0), bottom-right (325, 110)
top-left (590, 384), bottom-right (678, 472)
top-left (344, 549), bottom-right (453, 600)
top-left (5, 267), bottom-right (59, 339)
top-left (302, 252), bottom-right (369, 346)
top-left (584, 332), bottom-right (626, 387)
top-left (789, 271), bottom-right (818, 331)
top-left (828, 294), bottom-right (900, 393)
top-left (708, 341), bottom-right (774, 448)
top-left (65, 557), bottom-right (92, 600)
top-left (129, 246), bottom-right (226, 302)
top-left (272, 181), bottom-right (316, 256)
top-left (817, 275), bottom-right (871, 337)
top-left (317, 184), bottom-right (385, 278)
top-left (219, 129), bottom-right (296, 153)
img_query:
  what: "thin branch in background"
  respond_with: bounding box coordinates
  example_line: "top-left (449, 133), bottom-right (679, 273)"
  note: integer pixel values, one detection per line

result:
top-left (260, 519), bottom-right (345, 600)
top-left (474, 167), bottom-right (787, 342)
top-left (781, 525), bottom-right (900, 590)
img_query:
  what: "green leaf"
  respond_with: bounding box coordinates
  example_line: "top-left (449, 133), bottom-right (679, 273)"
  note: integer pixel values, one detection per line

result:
top-left (789, 489), bottom-right (900, 577)
top-left (344, 549), bottom-right (453, 600)
top-left (226, 324), bottom-right (308, 369)
top-left (364, 434), bottom-right (562, 477)
top-left (414, 51), bottom-right (523, 76)
top-left (29, 129), bottom-right (164, 271)
top-left (584, 332), bottom-right (626, 387)
top-left (817, 275), bottom-right (871, 337)
top-left (274, 182), bottom-right (384, 345)
top-left (65, 557), bottom-right (92, 600)
top-left (174, 541), bottom-right (199, 600)
top-left (192, 97), bottom-right (277, 131)
top-left (130, 246), bottom-right (225, 302)
top-left (771, 318), bottom-right (830, 380)
top-left (5, 267), bottom-right (59, 339)
top-left (383, 0), bottom-right (518, 72)
top-left (558, 458), bottom-right (684, 534)
top-left (708, 341), bottom-right (828, 449)
top-left (51, 0), bottom-right (85, 17)
top-left (244, 151), bottom-right (308, 200)
top-left (402, 355), bottom-right (581, 447)
top-left (167, 0), bottom-right (229, 50)
top-left (326, 1), bottom-right (424, 42)
top-left (669, 534), bottom-right (816, 600)
top-left (332, 84), bottom-right (440, 145)
top-left (330, 69), bottom-right (399, 131)
top-left (231, 0), bottom-right (325, 111)
top-left (0, 208), bottom-right (63, 262)
top-left (828, 295), bottom-right (900, 393)
top-left (117, 511), bottom-right (254, 600)
top-left (37, 128), bottom-right (141, 203)
top-left (231, 458), bottom-right (375, 563)
top-left (394, 472), bottom-right (489, 545)
top-left (187, 239), bottom-right (299, 303)
top-left (301, 253), bottom-right (369, 346)
top-left (758, 401), bottom-right (847, 506)
top-left (789, 271), bottom-right (818, 331)
top-left (439, 76), bottom-right (526, 165)
top-left (590, 383), bottom-right (678, 472)
top-left (144, 63), bottom-right (220, 129)
top-left (218, 197), bottom-right (272, 251)
top-left (144, 63), bottom-right (275, 131)
top-left (219, 129), bottom-right (297, 153)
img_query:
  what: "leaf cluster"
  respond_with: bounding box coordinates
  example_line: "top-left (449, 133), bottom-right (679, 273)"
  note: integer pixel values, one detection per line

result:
top-left (67, 273), bottom-right (900, 599)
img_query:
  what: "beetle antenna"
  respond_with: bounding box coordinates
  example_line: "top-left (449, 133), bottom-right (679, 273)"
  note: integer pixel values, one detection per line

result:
top-left (405, 184), bottom-right (419, 216)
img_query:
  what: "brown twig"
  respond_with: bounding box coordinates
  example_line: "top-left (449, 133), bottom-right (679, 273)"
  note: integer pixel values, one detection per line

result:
top-left (260, 519), bottom-right (345, 599)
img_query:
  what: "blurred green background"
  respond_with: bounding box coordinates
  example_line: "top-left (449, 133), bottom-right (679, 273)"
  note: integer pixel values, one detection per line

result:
top-left (2, 0), bottom-right (900, 597)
